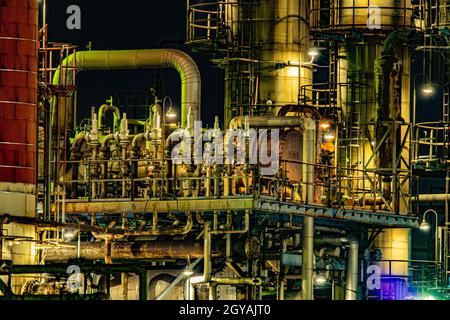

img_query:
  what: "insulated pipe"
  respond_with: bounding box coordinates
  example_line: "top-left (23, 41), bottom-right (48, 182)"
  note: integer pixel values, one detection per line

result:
top-left (414, 194), bottom-right (450, 202)
top-left (204, 221), bottom-right (212, 283)
top-left (301, 216), bottom-right (314, 300)
top-left (345, 240), bottom-right (359, 301)
top-left (43, 240), bottom-right (210, 261)
top-left (229, 116), bottom-right (306, 129)
top-left (53, 49), bottom-right (201, 127)
top-left (301, 117), bottom-right (317, 300)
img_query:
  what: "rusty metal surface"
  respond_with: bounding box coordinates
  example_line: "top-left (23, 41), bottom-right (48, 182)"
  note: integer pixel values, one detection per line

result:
top-left (0, 0), bottom-right (38, 184)
top-left (43, 240), bottom-right (208, 261)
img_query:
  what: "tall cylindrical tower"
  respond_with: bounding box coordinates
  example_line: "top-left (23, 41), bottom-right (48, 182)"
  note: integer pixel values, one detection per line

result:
top-left (312, 0), bottom-right (414, 287)
top-left (0, 0), bottom-right (38, 267)
top-left (221, 0), bottom-right (312, 124)
top-left (254, 0), bottom-right (312, 114)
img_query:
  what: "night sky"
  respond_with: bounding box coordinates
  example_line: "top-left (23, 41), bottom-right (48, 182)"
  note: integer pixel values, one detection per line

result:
top-left (44, 0), bottom-right (224, 127)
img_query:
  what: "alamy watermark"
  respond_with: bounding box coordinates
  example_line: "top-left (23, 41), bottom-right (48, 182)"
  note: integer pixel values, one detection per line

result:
top-left (170, 121), bottom-right (280, 176)
top-left (66, 5), bottom-right (82, 30)
top-left (367, 6), bottom-right (381, 30)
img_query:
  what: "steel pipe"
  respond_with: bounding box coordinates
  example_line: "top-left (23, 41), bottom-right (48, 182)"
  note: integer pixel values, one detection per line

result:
top-left (345, 240), bottom-right (359, 300)
top-left (229, 116), bottom-right (306, 129)
top-left (43, 240), bottom-right (210, 261)
top-left (53, 49), bottom-right (201, 127)
top-left (301, 216), bottom-right (314, 300)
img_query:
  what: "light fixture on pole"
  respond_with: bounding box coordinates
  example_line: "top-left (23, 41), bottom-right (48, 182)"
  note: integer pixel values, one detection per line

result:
top-left (419, 209), bottom-right (440, 284)
top-left (166, 106), bottom-right (177, 119)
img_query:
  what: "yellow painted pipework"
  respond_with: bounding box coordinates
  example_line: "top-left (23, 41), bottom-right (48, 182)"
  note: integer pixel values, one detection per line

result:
top-left (53, 49), bottom-right (201, 128)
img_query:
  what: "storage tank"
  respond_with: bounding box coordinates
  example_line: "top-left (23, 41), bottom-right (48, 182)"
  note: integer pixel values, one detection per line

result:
top-left (0, 0), bottom-right (38, 270)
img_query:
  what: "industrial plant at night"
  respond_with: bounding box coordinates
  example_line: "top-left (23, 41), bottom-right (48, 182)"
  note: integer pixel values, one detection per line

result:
top-left (1, 0), bottom-right (450, 301)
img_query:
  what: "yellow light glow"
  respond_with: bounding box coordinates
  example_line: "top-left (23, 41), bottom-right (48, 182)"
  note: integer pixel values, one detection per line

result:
top-left (287, 66), bottom-right (299, 77)
top-left (320, 122), bottom-right (331, 130)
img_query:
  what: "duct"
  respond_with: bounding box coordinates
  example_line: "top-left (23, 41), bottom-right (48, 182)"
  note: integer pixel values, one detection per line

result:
top-left (53, 49), bottom-right (201, 128)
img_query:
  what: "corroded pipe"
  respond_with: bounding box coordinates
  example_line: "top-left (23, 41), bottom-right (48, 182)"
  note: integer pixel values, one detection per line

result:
top-left (43, 240), bottom-right (208, 261)
top-left (42, 238), bottom-right (255, 262)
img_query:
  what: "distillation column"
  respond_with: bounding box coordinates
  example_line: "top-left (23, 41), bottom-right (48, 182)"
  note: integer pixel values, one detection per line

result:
top-left (0, 0), bottom-right (38, 274)
top-left (335, 0), bottom-right (413, 279)
top-left (223, 0), bottom-right (313, 124)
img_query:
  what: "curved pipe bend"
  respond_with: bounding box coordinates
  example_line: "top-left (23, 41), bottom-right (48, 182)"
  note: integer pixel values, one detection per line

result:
top-left (53, 49), bottom-right (201, 128)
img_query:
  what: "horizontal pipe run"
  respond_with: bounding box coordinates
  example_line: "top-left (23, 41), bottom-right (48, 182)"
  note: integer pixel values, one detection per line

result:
top-left (41, 238), bottom-right (253, 262)
top-left (229, 116), bottom-right (306, 129)
top-left (0, 263), bottom-right (148, 300)
top-left (414, 194), bottom-right (450, 202)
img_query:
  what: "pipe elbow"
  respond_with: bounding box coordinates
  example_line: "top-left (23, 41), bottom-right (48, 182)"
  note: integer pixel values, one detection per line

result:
top-left (101, 133), bottom-right (118, 148)
top-left (131, 132), bottom-right (148, 149)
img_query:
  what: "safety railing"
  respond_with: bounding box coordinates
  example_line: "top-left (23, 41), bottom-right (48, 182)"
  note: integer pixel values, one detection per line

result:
top-left (186, 1), bottom-right (225, 47)
top-left (413, 122), bottom-right (450, 172)
top-left (310, 0), bottom-right (417, 32)
top-left (56, 157), bottom-right (414, 215)
top-left (367, 259), bottom-right (442, 300)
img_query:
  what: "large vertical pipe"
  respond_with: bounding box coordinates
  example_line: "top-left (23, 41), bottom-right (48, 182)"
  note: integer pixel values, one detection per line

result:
top-left (0, 0), bottom-right (38, 277)
top-left (204, 221), bottom-right (212, 282)
top-left (301, 216), bottom-right (314, 300)
top-left (301, 117), bottom-right (316, 300)
top-left (345, 240), bottom-right (359, 300)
